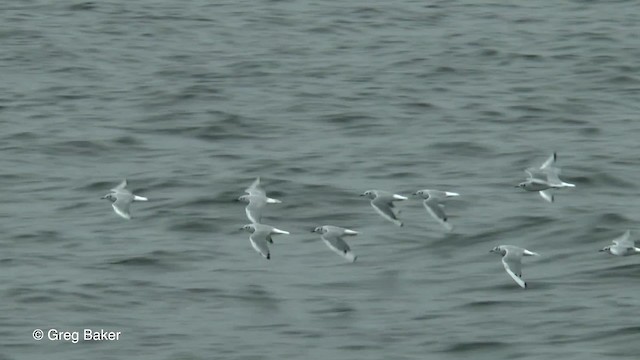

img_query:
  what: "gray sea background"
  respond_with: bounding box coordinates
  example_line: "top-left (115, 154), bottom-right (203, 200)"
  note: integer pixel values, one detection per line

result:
top-left (1, 0), bottom-right (640, 359)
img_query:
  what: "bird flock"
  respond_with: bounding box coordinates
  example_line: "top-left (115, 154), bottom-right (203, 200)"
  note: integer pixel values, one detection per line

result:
top-left (101, 153), bottom-right (638, 289)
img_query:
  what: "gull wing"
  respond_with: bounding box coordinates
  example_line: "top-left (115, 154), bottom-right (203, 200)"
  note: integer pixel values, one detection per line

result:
top-left (540, 152), bottom-right (556, 170)
top-left (245, 177), bottom-right (266, 197)
top-left (111, 179), bottom-right (128, 191)
top-left (321, 233), bottom-right (356, 262)
top-left (525, 168), bottom-right (549, 181)
top-left (543, 167), bottom-right (563, 186)
top-left (502, 249), bottom-right (525, 288)
top-left (249, 230), bottom-right (271, 259)
top-left (538, 190), bottom-right (554, 203)
top-left (612, 230), bottom-right (633, 247)
top-left (371, 197), bottom-right (402, 226)
top-left (423, 198), bottom-right (452, 231)
top-left (112, 196), bottom-right (132, 220)
top-left (524, 169), bottom-right (534, 180)
top-left (244, 197), bottom-right (266, 224)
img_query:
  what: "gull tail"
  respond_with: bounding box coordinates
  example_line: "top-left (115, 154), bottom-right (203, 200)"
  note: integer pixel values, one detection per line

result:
top-left (393, 194), bottom-right (408, 200)
top-left (523, 250), bottom-right (540, 256)
top-left (343, 229), bottom-right (358, 235)
top-left (272, 228), bottom-right (290, 235)
top-left (133, 195), bottom-right (148, 201)
top-left (445, 191), bottom-right (460, 197)
top-left (266, 197), bottom-right (282, 204)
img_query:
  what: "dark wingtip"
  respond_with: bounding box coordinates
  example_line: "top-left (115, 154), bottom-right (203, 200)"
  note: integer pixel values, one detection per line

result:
top-left (266, 254), bottom-right (271, 260)
top-left (353, 256), bottom-right (358, 262)
top-left (523, 282), bottom-right (527, 289)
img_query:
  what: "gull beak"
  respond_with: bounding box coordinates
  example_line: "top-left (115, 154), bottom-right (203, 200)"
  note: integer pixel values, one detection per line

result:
top-left (359, 193), bottom-right (366, 197)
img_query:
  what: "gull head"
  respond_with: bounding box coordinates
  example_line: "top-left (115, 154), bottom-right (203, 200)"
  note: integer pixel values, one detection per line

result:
top-left (489, 246), bottom-right (504, 254)
top-left (360, 190), bottom-right (376, 199)
top-left (413, 190), bottom-right (429, 199)
top-left (516, 182), bottom-right (528, 189)
top-left (599, 246), bottom-right (611, 253)
top-left (311, 226), bottom-right (326, 234)
top-left (237, 195), bottom-right (251, 203)
top-left (101, 193), bottom-right (116, 201)
top-left (240, 224), bottom-right (256, 232)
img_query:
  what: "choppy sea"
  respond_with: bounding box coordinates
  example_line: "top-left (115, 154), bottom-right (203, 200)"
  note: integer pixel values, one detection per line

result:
top-left (1, 0), bottom-right (640, 359)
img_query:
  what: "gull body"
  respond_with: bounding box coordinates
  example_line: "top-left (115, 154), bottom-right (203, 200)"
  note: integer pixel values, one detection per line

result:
top-left (490, 245), bottom-right (539, 289)
top-left (240, 223), bottom-right (290, 260)
top-left (413, 189), bottom-right (459, 231)
top-left (101, 179), bottom-right (148, 220)
top-left (600, 230), bottom-right (640, 256)
top-left (361, 190), bottom-right (407, 227)
top-left (312, 225), bottom-right (358, 262)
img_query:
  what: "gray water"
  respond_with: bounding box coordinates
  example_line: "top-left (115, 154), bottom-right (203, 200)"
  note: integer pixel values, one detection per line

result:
top-left (2, 0), bottom-right (640, 359)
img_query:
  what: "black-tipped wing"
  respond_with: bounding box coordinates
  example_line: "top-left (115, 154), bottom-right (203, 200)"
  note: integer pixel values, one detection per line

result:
top-left (249, 230), bottom-right (271, 259)
top-left (501, 249), bottom-right (525, 288)
top-left (321, 233), bottom-right (356, 262)
top-left (371, 197), bottom-right (399, 221)
top-left (423, 198), bottom-right (452, 231)
top-left (540, 152), bottom-right (556, 170)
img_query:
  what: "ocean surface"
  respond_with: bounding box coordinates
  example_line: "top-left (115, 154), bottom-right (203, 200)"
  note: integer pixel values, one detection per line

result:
top-left (1, 0), bottom-right (640, 359)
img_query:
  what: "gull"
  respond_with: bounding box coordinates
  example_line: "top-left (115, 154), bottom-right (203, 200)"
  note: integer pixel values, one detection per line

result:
top-left (516, 152), bottom-right (575, 202)
top-left (361, 190), bottom-right (407, 227)
top-left (101, 179), bottom-right (148, 220)
top-left (490, 245), bottom-right (539, 289)
top-left (599, 230), bottom-right (640, 256)
top-left (238, 177), bottom-right (282, 223)
top-left (413, 189), bottom-right (460, 231)
top-left (240, 223), bottom-right (290, 260)
top-left (312, 225), bottom-right (358, 262)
